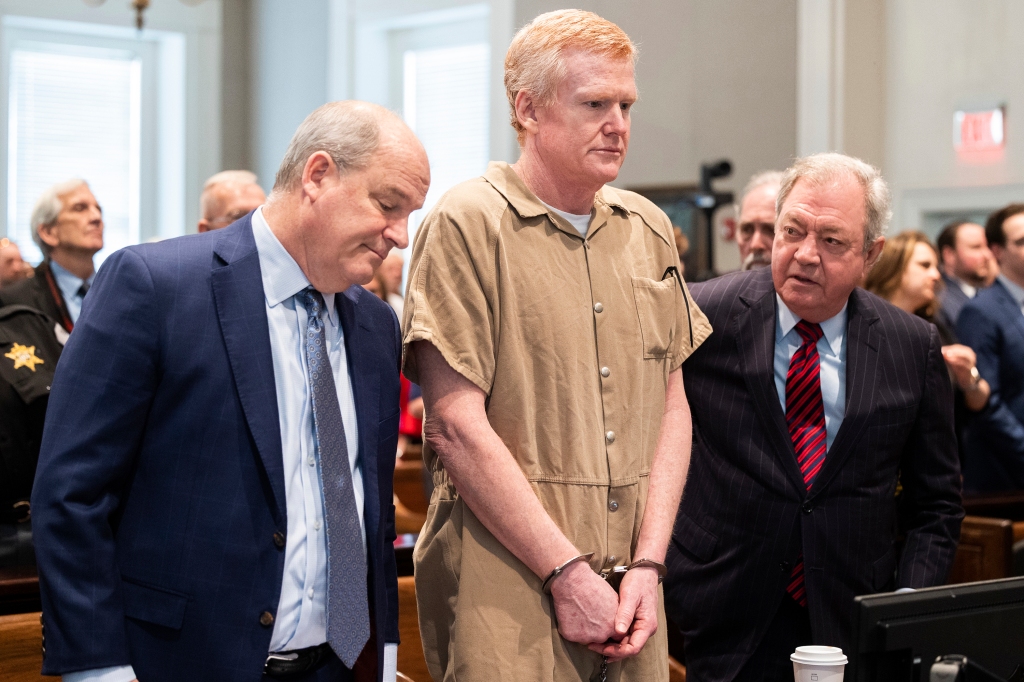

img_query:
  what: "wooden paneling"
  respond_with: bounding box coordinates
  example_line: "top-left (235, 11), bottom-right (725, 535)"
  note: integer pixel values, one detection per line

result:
top-left (397, 576), bottom-right (431, 682)
top-left (947, 515), bottom-right (1013, 584)
top-left (0, 612), bottom-right (45, 681)
top-left (395, 459), bottom-right (429, 516)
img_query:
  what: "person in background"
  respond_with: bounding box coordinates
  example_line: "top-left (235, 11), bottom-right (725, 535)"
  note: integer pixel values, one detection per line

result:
top-left (196, 169), bottom-right (267, 233)
top-left (664, 154), bottom-right (962, 681)
top-left (0, 180), bottom-right (103, 333)
top-left (31, 101), bottom-right (429, 682)
top-left (673, 226), bottom-right (690, 278)
top-left (0, 303), bottom-right (63, 568)
top-left (958, 204), bottom-right (1024, 493)
top-left (935, 220), bottom-right (995, 331)
top-left (864, 231), bottom-right (991, 464)
top-left (735, 170), bottom-right (782, 271)
top-left (378, 251), bottom-right (405, 318)
top-left (0, 238), bottom-right (33, 288)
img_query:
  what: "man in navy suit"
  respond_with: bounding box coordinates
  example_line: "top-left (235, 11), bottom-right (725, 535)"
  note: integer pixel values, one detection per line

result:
top-left (664, 153), bottom-right (963, 681)
top-left (958, 203), bottom-right (1024, 493)
top-left (935, 219), bottom-right (994, 334)
top-left (31, 101), bottom-right (429, 682)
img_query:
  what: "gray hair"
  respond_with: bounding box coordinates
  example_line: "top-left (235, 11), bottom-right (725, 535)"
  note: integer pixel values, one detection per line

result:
top-left (273, 101), bottom-right (403, 192)
top-left (30, 179), bottom-right (89, 257)
top-left (735, 170), bottom-right (783, 215)
top-left (201, 170), bottom-right (261, 217)
top-left (776, 153), bottom-right (891, 251)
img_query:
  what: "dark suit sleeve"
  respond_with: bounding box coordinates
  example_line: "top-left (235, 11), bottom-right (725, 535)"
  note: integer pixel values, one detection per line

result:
top-left (957, 303), bottom-right (1024, 485)
top-left (896, 325), bottom-right (964, 588)
top-left (31, 248), bottom-right (160, 674)
top-left (384, 305), bottom-right (401, 644)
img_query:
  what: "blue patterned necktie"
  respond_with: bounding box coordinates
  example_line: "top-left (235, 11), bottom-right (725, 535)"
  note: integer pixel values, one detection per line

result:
top-left (300, 288), bottom-right (369, 667)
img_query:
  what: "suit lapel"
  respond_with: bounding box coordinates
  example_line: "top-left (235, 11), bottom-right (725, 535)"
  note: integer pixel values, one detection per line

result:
top-left (736, 274), bottom-right (808, 494)
top-left (993, 280), bottom-right (1024, 343)
top-left (210, 219), bottom-right (286, 524)
top-left (338, 287), bottom-right (381, 547)
top-left (808, 289), bottom-right (879, 498)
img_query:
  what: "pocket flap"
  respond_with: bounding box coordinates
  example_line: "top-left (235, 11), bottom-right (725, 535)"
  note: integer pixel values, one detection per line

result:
top-left (121, 578), bottom-right (189, 629)
top-left (672, 513), bottom-right (718, 563)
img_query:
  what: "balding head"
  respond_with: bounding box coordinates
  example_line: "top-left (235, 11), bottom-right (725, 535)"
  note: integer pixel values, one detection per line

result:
top-left (261, 100), bottom-right (429, 296)
top-left (198, 170), bottom-right (266, 233)
top-left (271, 101), bottom-right (424, 194)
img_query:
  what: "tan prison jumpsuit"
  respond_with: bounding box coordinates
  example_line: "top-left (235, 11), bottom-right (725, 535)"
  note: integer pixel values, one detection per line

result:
top-left (402, 162), bottom-right (711, 682)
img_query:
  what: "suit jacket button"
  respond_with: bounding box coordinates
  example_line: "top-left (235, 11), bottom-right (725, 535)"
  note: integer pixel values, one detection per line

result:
top-left (273, 531), bottom-right (285, 548)
top-left (260, 611), bottom-right (275, 627)
top-left (801, 502), bottom-right (813, 514)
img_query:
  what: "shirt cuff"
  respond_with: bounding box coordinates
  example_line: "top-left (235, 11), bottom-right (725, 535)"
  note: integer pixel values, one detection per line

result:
top-left (383, 643), bottom-right (398, 682)
top-left (63, 665), bottom-right (137, 682)
top-left (895, 587), bottom-right (916, 593)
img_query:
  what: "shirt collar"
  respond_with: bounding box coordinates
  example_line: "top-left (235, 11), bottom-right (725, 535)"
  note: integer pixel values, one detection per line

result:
top-left (251, 207), bottom-right (338, 326)
top-left (998, 273), bottom-right (1024, 308)
top-left (481, 161), bottom-right (631, 220)
top-left (48, 258), bottom-right (93, 297)
top-left (775, 294), bottom-right (848, 356)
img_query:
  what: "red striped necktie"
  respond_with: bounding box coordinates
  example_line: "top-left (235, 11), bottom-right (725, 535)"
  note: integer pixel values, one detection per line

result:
top-left (785, 320), bottom-right (826, 607)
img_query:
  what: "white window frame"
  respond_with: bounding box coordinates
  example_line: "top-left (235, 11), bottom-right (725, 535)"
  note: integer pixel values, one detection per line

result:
top-left (0, 15), bottom-right (185, 258)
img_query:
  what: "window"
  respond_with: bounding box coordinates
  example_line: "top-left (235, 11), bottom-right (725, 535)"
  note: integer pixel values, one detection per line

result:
top-left (8, 46), bottom-right (141, 263)
top-left (1, 16), bottom-right (185, 265)
top-left (403, 43), bottom-right (490, 236)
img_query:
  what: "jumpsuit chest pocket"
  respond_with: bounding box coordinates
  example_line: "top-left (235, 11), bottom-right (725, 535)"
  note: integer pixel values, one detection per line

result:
top-left (631, 276), bottom-right (676, 359)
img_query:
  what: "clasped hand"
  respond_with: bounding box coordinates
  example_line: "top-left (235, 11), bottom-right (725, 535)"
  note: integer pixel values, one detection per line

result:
top-left (550, 561), bottom-right (660, 662)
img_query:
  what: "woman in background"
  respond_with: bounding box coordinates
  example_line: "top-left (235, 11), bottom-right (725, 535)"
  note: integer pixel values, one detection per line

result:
top-left (865, 231), bottom-right (990, 463)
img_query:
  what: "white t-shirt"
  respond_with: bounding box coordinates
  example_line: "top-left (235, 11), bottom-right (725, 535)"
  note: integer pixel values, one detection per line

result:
top-left (540, 199), bottom-right (592, 237)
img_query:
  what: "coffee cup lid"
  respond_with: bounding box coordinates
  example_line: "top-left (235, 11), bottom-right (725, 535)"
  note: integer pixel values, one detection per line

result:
top-left (790, 645), bottom-right (849, 665)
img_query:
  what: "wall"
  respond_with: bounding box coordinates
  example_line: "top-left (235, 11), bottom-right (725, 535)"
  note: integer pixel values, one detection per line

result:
top-left (250, 0), bottom-right (329, 193)
top-left (883, 0), bottom-right (1024, 233)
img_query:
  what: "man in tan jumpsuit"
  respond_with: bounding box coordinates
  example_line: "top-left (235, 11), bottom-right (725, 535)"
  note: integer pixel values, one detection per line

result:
top-left (402, 10), bottom-right (711, 681)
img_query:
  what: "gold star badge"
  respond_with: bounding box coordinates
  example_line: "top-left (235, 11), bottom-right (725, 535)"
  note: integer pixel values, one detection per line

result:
top-left (5, 343), bottom-right (44, 372)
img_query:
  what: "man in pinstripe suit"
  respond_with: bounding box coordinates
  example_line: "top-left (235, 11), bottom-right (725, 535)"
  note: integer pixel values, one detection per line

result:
top-left (664, 153), bottom-right (963, 681)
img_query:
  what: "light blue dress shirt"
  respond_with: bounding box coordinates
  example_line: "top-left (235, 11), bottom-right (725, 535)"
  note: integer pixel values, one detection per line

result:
top-left (49, 259), bottom-right (94, 324)
top-left (773, 295), bottom-right (848, 451)
top-left (67, 209), bottom-right (396, 682)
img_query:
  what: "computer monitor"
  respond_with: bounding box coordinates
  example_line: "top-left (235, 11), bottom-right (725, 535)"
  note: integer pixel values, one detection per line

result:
top-left (849, 576), bottom-right (1024, 682)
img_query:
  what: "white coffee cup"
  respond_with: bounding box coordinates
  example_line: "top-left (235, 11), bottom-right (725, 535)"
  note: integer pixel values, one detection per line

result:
top-left (791, 645), bottom-right (848, 682)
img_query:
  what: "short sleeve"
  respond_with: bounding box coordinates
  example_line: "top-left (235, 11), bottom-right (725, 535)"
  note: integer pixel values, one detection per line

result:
top-left (670, 276), bottom-right (712, 371)
top-left (402, 202), bottom-right (497, 393)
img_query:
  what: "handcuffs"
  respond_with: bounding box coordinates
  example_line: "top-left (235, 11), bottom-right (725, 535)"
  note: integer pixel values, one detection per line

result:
top-left (542, 553), bottom-right (667, 594)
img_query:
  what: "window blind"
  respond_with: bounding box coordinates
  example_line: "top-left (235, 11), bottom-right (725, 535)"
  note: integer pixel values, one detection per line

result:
top-left (7, 46), bottom-right (140, 263)
top-left (403, 42), bottom-right (489, 241)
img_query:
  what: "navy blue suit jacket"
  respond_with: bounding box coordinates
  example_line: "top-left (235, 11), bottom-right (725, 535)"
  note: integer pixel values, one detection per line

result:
top-left (664, 269), bottom-right (963, 681)
top-left (936, 273), bottom-right (970, 335)
top-left (31, 217), bottom-right (401, 681)
top-left (957, 279), bottom-right (1024, 492)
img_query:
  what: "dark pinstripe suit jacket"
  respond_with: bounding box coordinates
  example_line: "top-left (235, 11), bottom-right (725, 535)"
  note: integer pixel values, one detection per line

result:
top-left (664, 268), bottom-right (963, 681)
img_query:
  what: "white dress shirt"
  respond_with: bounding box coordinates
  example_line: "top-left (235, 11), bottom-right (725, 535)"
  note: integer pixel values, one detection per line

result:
top-left (773, 295), bottom-right (848, 451)
top-left (65, 209), bottom-right (396, 682)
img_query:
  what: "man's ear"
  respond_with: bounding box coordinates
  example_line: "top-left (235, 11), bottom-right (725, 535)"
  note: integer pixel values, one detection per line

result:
top-left (514, 90), bottom-right (540, 138)
top-left (300, 151), bottom-right (336, 203)
top-left (865, 236), bottom-right (885, 269)
top-left (197, 220), bottom-right (211, 233)
top-left (990, 243), bottom-right (1005, 265)
top-left (36, 225), bottom-right (60, 250)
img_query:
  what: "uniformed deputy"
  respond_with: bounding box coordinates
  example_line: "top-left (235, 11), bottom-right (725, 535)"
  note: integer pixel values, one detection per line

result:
top-left (0, 304), bottom-right (63, 567)
top-left (402, 11), bottom-right (710, 682)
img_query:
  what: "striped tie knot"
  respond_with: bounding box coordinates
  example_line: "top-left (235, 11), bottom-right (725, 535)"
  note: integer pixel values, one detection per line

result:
top-left (795, 319), bottom-right (823, 345)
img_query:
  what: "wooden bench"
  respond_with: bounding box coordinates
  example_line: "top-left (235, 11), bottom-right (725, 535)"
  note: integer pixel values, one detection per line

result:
top-left (0, 611), bottom-right (45, 681)
top-left (947, 515), bottom-right (1014, 584)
